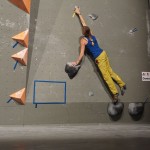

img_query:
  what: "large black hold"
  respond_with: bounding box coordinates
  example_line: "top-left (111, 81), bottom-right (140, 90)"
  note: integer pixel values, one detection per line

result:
top-left (107, 102), bottom-right (124, 117)
top-left (128, 97), bottom-right (149, 116)
top-left (65, 62), bottom-right (81, 79)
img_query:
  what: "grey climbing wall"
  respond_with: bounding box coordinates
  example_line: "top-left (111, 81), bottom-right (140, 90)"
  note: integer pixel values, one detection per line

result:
top-left (0, 0), bottom-right (150, 125)
top-left (25, 0), bottom-right (150, 124)
top-left (0, 0), bottom-right (29, 124)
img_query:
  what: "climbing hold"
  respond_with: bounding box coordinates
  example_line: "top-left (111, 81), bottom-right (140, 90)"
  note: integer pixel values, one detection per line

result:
top-left (128, 97), bottom-right (149, 117)
top-left (89, 91), bottom-right (94, 96)
top-left (128, 103), bottom-right (144, 116)
top-left (129, 28), bottom-right (138, 34)
top-left (11, 48), bottom-right (28, 66)
top-left (65, 62), bottom-right (81, 79)
top-left (9, 88), bottom-right (26, 105)
top-left (9, 0), bottom-right (31, 14)
top-left (107, 102), bottom-right (124, 117)
top-left (88, 14), bottom-right (98, 20)
top-left (12, 29), bottom-right (29, 47)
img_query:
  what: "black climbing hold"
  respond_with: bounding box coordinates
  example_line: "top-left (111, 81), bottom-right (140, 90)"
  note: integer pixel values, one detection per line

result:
top-left (65, 62), bottom-right (81, 79)
top-left (128, 97), bottom-right (149, 117)
top-left (107, 102), bottom-right (124, 117)
top-left (128, 102), bottom-right (144, 116)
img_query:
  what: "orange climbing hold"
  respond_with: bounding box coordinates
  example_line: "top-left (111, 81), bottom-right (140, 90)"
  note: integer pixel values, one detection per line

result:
top-left (9, 0), bottom-right (31, 14)
top-left (12, 29), bottom-right (29, 48)
top-left (11, 48), bottom-right (28, 66)
top-left (10, 88), bottom-right (26, 105)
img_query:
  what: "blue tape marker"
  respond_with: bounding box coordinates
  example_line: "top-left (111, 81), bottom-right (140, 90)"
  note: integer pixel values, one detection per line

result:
top-left (33, 80), bottom-right (36, 104)
top-left (7, 98), bottom-right (12, 103)
top-left (33, 102), bottom-right (66, 104)
top-left (34, 80), bottom-right (66, 84)
top-left (33, 80), bottom-right (67, 106)
top-left (64, 82), bottom-right (66, 104)
top-left (13, 41), bottom-right (19, 48)
top-left (13, 61), bottom-right (18, 70)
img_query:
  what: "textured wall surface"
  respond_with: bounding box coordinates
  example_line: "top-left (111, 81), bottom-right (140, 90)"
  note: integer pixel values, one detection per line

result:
top-left (0, 0), bottom-right (29, 106)
top-left (0, 0), bottom-right (150, 125)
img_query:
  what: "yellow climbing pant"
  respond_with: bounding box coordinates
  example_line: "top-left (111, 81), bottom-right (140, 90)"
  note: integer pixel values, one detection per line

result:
top-left (95, 51), bottom-right (125, 95)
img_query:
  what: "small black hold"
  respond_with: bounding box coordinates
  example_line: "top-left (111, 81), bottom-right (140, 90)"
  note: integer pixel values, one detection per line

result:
top-left (129, 28), bottom-right (138, 34)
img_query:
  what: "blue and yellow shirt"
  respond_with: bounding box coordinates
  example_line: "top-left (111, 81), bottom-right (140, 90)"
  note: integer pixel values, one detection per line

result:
top-left (85, 35), bottom-right (103, 59)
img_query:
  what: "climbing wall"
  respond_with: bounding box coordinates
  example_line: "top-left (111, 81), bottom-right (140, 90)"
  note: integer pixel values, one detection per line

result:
top-left (0, 0), bottom-right (150, 125)
top-left (25, 0), bottom-right (150, 124)
top-left (0, 0), bottom-right (30, 106)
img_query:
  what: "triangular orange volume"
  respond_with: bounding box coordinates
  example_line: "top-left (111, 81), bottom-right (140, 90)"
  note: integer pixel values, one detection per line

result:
top-left (11, 48), bottom-right (28, 66)
top-left (12, 29), bottom-right (29, 47)
top-left (10, 88), bottom-right (26, 105)
top-left (9, 0), bottom-right (31, 14)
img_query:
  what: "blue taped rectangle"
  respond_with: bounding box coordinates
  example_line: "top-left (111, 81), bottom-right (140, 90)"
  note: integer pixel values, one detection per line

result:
top-left (33, 80), bottom-right (66, 105)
